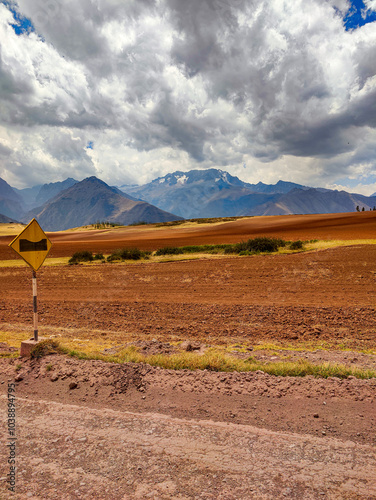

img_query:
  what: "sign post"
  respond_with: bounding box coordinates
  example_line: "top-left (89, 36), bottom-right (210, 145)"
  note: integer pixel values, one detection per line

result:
top-left (9, 219), bottom-right (52, 349)
top-left (32, 270), bottom-right (38, 341)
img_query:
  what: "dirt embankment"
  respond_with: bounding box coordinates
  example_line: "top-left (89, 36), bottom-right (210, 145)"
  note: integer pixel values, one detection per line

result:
top-left (1, 354), bottom-right (375, 499)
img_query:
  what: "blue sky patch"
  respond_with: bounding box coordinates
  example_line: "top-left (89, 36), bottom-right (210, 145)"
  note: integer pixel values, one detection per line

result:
top-left (343, 0), bottom-right (376, 30)
top-left (2, 1), bottom-right (35, 35)
top-left (86, 141), bottom-right (94, 150)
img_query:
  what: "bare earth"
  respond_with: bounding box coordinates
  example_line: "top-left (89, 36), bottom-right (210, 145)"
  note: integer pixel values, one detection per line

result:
top-left (1, 213), bottom-right (376, 499)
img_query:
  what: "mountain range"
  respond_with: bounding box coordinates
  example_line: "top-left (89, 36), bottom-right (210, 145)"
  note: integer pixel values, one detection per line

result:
top-left (23, 177), bottom-right (182, 231)
top-left (123, 169), bottom-right (376, 219)
top-left (0, 169), bottom-right (376, 231)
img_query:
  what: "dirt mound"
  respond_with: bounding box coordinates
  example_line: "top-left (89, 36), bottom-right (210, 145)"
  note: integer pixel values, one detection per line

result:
top-left (1, 354), bottom-right (375, 446)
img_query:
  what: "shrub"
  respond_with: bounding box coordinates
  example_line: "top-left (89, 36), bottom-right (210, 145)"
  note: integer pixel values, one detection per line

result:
top-left (290, 240), bottom-right (303, 250)
top-left (225, 237), bottom-right (286, 254)
top-left (93, 253), bottom-right (104, 260)
top-left (107, 248), bottom-right (151, 261)
top-left (155, 244), bottom-right (233, 255)
top-left (68, 251), bottom-right (93, 264)
top-left (155, 247), bottom-right (184, 256)
top-left (30, 339), bottom-right (62, 359)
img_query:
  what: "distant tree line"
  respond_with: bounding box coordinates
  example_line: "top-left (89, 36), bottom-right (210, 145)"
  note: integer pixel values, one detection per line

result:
top-left (356, 206), bottom-right (376, 212)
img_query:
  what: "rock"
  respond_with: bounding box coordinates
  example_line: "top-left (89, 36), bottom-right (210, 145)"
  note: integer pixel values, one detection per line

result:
top-left (180, 340), bottom-right (201, 351)
top-left (15, 374), bottom-right (23, 382)
top-left (69, 381), bottom-right (78, 390)
top-left (313, 413), bottom-right (319, 418)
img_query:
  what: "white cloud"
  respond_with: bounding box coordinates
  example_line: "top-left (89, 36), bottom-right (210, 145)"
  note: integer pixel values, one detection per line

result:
top-left (0, 0), bottom-right (375, 192)
top-left (364, 0), bottom-right (376, 12)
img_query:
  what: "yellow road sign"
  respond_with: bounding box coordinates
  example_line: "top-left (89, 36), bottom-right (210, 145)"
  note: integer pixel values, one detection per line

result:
top-left (9, 218), bottom-right (52, 271)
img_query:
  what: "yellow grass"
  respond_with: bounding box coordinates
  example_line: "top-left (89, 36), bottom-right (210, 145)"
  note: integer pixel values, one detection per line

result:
top-left (306, 239), bottom-right (376, 250)
top-left (1, 324), bottom-right (375, 359)
top-left (22, 339), bottom-right (376, 379)
top-left (0, 223), bottom-right (26, 236)
top-left (63, 218), bottom-right (246, 233)
top-left (0, 257), bottom-right (70, 268)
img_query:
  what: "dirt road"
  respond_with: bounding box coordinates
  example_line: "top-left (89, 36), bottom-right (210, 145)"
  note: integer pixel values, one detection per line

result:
top-left (2, 396), bottom-right (376, 500)
top-left (1, 354), bottom-right (375, 499)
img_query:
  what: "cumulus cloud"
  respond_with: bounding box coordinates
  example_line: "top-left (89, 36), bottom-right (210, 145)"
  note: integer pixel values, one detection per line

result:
top-left (0, 0), bottom-right (375, 192)
top-left (364, 0), bottom-right (376, 12)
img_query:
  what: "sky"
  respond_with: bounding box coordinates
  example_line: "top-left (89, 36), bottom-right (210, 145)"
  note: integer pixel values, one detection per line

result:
top-left (0, 0), bottom-right (375, 193)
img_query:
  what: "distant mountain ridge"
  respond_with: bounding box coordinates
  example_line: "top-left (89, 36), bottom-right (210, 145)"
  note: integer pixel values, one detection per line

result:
top-left (0, 213), bottom-right (19, 223)
top-left (123, 169), bottom-right (376, 219)
top-left (124, 169), bottom-right (293, 218)
top-left (35, 178), bottom-right (78, 206)
top-left (2, 169), bottom-right (376, 229)
top-left (247, 188), bottom-right (376, 216)
top-left (0, 178), bottom-right (25, 220)
top-left (15, 178), bottom-right (78, 210)
top-left (24, 176), bottom-right (182, 230)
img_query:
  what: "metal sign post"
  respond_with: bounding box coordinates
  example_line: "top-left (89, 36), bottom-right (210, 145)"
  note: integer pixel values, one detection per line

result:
top-left (9, 219), bottom-right (52, 351)
top-left (32, 270), bottom-right (38, 342)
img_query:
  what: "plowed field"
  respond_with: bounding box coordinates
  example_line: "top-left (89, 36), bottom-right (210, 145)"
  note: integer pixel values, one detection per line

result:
top-left (1, 211), bottom-right (376, 259)
top-left (1, 212), bottom-right (376, 499)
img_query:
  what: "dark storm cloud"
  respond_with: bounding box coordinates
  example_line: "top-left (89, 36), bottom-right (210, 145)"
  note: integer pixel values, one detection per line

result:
top-left (149, 93), bottom-right (208, 161)
top-left (0, 0), bottom-right (376, 189)
top-left (16, 0), bottom-right (157, 73)
top-left (0, 141), bottom-right (12, 157)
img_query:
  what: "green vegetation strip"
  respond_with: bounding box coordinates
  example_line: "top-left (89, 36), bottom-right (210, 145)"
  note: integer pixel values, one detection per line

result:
top-left (29, 341), bottom-right (376, 379)
top-left (68, 237), bottom-right (307, 264)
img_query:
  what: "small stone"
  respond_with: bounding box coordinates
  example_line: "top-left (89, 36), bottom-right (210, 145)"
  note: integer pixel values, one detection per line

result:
top-left (15, 374), bottom-right (23, 382)
top-left (180, 340), bottom-right (201, 351)
top-left (69, 381), bottom-right (78, 390)
top-left (322, 431), bottom-right (326, 435)
top-left (313, 413), bottom-right (319, 418)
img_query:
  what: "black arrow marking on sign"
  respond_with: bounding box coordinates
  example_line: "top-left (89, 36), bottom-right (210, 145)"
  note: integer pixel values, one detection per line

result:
top-left (19, 239), bottom-right (48, 252)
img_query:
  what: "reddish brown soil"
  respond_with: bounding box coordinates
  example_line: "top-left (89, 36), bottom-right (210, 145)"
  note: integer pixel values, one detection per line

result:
top-left (0, 354), bottom-right (375, 499)
top-left (1, 245), bottom-right (376, 349)
top-left (1, 213), bottom-right (376, 498)
top-left (1, 211), bottom-right (376, 258)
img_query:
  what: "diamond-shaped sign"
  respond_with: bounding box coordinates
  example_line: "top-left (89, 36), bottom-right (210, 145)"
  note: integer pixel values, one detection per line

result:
top-left (9, 219), bottom-right (52, 271)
